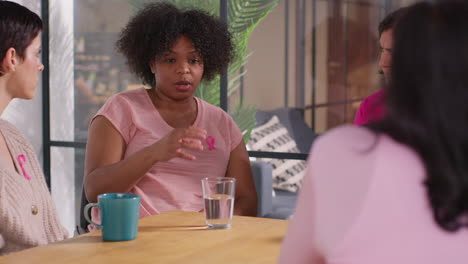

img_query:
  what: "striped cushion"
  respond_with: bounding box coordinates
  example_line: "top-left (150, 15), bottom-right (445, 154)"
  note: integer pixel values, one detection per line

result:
top-left (248, 115), bottom-right (305, 192)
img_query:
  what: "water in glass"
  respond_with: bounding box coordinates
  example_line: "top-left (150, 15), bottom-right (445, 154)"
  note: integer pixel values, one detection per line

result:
top-left (204, 194), bottom-right (234, 229)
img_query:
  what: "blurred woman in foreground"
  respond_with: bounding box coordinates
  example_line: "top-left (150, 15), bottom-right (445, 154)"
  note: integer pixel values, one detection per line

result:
top-left (279, 1), bottom-right (468, 263)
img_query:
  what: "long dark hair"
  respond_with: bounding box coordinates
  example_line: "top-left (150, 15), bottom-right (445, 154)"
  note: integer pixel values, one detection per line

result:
top-left (0, 1), bottom-right (43, 63)
top-left (371, 1), bottom-right (468, 232)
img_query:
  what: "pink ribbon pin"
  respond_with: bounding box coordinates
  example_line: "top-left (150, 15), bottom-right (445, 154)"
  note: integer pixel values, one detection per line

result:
top-left (17, 154), bottom-right (31, 180)
top-left (206, 136), bottom-right (216, 150)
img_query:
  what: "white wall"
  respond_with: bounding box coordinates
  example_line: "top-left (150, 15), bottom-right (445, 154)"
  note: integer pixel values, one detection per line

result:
top-left (49, 0), bottom-right (75, 236)
top-left (244, 0), bottom-right (287, 111)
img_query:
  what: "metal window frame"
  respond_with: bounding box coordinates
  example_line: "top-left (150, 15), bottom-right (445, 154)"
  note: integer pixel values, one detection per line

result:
top-left (41, 0), bottom-right (51, 188)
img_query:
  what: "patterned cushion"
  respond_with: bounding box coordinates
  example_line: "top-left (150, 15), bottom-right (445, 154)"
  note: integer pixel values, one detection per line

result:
top-left (255, 108), bottom-right (316, 153)
top-left (248, 115), bottom-right (306, 192)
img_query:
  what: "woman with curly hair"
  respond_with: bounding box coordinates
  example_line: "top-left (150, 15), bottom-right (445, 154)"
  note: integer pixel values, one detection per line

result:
top-left (0, 1), bottom-right (68, 254)
top-left (279, 1), bottom-right (468, 263)
top-left (83, 2), bottom-right (257, 226)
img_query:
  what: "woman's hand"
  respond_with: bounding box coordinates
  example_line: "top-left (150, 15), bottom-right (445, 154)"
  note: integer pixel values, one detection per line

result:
top-left (84, 116), bottom-right (207, 202)
top-left (150, 126), bottom-right (207, 161)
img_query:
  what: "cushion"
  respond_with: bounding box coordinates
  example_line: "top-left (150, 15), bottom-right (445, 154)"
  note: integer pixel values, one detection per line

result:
top-left (248, 115), bottom-right (306, 192)
top-left (255, 108), bottom-right (316, 153)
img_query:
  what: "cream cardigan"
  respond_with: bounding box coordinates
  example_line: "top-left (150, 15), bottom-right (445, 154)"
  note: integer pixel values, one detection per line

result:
top-left (0, 119), bottom-right (68, 255)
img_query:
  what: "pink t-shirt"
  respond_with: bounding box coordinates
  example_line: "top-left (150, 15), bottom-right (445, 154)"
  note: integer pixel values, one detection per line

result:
top-left (279, 125), bottom-right (468, 263)
top-left (91, 88), bottom-right (242, 221)
top-left (354, 90), bottom-right (385, 125)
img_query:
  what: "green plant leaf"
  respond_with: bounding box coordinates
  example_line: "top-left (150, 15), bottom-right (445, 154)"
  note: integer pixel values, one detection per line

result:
top-left (230, 100), bottom-right (257, 143)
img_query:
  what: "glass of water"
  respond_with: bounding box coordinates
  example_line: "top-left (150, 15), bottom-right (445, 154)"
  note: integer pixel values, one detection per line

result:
top-left (201, 177), bottom-right (236, 229)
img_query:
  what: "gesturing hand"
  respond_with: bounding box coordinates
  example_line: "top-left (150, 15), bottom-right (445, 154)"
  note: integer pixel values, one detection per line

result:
top-left (151, 126), bottom-right (207, 161)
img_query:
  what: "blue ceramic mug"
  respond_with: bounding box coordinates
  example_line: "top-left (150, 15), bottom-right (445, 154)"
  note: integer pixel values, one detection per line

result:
top-left (84, 193), bottom-right (140, 241)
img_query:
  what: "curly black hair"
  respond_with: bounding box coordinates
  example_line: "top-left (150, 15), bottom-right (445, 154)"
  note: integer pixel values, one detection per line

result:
top-left (116, 2), bottom-right (234, 88)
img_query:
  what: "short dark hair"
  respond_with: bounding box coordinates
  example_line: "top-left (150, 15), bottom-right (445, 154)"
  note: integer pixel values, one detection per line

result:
top-left (0, 1), bottom-right (43, 62)
top-left (378, 7), bottom-right (407, 37)
top-left (116, 2), bottom-right (234, 88)
top-left (372, 1), bottom-right (468, 232)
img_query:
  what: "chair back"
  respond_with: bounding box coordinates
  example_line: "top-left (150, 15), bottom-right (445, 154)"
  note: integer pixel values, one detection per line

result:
top-left (75, 186), bottom-right (90, 235)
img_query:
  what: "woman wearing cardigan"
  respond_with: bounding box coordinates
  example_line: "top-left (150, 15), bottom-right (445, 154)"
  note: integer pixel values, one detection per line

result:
top-left (0, 1), bottom-right (67, 255)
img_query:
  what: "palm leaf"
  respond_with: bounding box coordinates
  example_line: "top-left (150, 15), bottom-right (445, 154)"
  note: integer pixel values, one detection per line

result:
top-left (230, 101), bottom-right (257, 143)
top-left (228, 0), bottom-right (281, 33)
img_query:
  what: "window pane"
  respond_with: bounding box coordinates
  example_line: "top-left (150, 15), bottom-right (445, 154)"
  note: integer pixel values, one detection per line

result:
top-left (73, 0), bottom-right (136, 142)
top-left (240, 0), bottom-right (422, 144)
top-left (50, 0), bottom-right (74, 142)
top-left (50, 146), bottom-right (76, 235)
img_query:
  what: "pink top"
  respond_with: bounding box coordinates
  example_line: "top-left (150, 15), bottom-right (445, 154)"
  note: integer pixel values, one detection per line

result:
top-left (279, 125), bottom-right (468, 263)
top-left (91, 88), bottom-right (242, 220)
top-left (354, 90), bottom-right (385, 125)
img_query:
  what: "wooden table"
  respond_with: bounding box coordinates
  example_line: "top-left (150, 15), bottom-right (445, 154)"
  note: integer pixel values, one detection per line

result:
top-left (2, 211), bottom-right (288, 264)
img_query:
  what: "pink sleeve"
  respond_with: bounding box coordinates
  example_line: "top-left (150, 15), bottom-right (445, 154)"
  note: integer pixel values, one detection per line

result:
top-left (92, 94), bottom-right (135, 144)
top-left (354, 99), bottom-right (368, 125)
top-left (225, 113), bottom-right (243, 151)
top-left (354, 90), bottom-right (386, 126)
top-left (278, 160), bottom-right (324, 263)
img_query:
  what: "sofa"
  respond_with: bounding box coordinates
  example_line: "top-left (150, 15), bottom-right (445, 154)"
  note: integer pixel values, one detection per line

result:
top-left (249, 108), bottom-right (317, 219)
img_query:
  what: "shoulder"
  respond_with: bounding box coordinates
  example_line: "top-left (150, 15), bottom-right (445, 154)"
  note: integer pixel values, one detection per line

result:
top-left (364, 89), bottom-right (385, 103)
top-left (358, 90), bottom-right (385, 110)
top-left (0, 119), bottom-right (22, 135)
top-left (312, 125), bottom-right (377, 154)
top-left (309, 125), bottom-right (387, 175)
top-left (0, 119), bottom-right (29, 145)
top-left (354, 90), bottom-right (386, 125)
top-left (99, 88), bottom-right (150, 115)
top-left (196, 97), bottom-right (231, 120)
top-left (312, 125), bottom-right (419, 170)
top-left (107, 88), bottom-right (148, 104)
top-left (197, 97), bottom-right (223, 112)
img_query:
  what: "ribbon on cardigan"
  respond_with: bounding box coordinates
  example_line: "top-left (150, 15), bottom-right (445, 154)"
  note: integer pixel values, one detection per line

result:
top-left (17, 154), bottom-right (31, 180)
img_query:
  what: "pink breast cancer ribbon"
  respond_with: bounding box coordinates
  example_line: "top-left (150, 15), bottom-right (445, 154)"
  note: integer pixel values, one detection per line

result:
top-left (206, 136), bottom-right (216, 150)
top-left (17, 154), bottom-right (31, 180)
